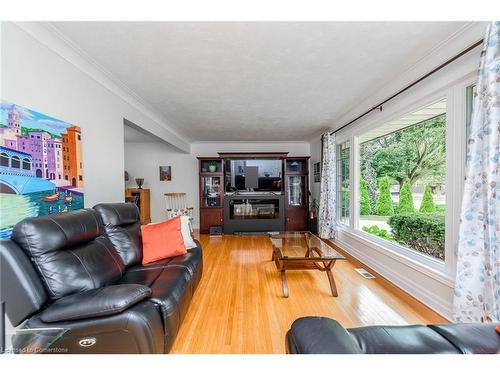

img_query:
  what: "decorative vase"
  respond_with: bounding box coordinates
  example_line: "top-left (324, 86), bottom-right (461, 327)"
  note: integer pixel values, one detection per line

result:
top-left (135, 178), bottom-right (144, 189)
top-left (208, 165), bottom-right (217, 173)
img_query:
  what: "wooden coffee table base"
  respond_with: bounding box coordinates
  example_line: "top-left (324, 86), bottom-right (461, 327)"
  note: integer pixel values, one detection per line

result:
top-left (280, 270), bottom-right (289, 298)
top-left (272, 249), bottom-right (339, 298)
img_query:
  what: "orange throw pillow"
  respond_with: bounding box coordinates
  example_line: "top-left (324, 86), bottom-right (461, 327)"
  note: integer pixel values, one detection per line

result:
top-left (496, 324), bottom-right (500, 335)
top-left (141, 216), bottom-right (187, 265)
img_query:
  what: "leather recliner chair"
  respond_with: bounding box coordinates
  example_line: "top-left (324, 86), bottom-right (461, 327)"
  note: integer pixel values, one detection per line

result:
top-left (286, 317), bottom-right (500, 354)
top-left (0, 203), bottom-right (203, 354)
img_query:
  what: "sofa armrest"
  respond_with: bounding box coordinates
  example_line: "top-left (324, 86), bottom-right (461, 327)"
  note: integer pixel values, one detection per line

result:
top-left (40, 284), bottom-right (151, 323)
top-left (287, 317), bottom-right (362, 354)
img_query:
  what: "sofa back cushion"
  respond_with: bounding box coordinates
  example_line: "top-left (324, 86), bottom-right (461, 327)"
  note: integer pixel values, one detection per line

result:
top-left (11, 209), bottom-right (125, 300)
top-left (93, 203), bottom-right (143, 267)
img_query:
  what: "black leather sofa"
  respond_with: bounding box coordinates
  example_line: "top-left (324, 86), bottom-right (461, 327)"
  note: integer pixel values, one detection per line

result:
top-left (286, 317), bottom-right (500, 354)
top-left (0, 203), bottom-right (203, 354)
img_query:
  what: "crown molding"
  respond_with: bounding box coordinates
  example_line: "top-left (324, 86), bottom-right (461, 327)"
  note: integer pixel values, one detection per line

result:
top-left (12, 21), bottom-right (191, 153)
top-left (308, 21), bottom-right (487, 142)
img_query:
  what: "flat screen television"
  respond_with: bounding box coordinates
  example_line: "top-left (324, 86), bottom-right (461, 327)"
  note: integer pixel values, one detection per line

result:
top-left (224, 159), bottom-right (283, 192)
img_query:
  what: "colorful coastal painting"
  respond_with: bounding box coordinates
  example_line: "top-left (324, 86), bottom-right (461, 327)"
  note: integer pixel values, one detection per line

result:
top-left (0, 100), bottom-right (84, 238)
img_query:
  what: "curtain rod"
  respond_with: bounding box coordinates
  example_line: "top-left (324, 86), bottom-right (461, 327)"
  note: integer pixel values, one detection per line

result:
top-left (328, 38), bottom-right (484, 136)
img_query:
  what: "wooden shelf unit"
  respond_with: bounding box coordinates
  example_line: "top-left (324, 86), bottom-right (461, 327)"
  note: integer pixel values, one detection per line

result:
top-left (125, 188), bottom-right (151, 225)
top-left (197, 155), bottom-right (310, 234)
top-left (284, 157), bottom-right (310, 231)
top-left (198, 157), bottom-right (224, 234)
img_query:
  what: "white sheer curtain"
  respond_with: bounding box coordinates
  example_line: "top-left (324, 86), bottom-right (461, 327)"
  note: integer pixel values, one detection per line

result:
top-left (453, 22), bottom-right (500, 323)
top-left (318, 132), bottom-right (337, 239)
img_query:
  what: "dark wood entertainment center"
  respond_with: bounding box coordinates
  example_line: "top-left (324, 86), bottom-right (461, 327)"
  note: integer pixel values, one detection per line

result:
top-left (198, 152), bottom-right (310, 234)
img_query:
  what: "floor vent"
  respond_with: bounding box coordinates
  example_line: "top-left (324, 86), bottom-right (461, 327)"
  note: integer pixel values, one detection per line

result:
top-left (355, 268), bottom-right (375, 279)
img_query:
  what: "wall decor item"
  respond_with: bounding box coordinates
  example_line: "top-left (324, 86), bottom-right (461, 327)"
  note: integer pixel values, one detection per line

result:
top-left (314, 162), bottom-right (321, 183)
top-left (159, 165), bottom-right (172, 181)
top-left (0, 100), bottom-right (84, 238)
top-left (135, 178), bottom-right (144, 189)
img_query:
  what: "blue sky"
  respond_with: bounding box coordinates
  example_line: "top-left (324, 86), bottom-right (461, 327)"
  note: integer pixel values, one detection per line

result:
top-left (0, 100), bottom-right (73, 136)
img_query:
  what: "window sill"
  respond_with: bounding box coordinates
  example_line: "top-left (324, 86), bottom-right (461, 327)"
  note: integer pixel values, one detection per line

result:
top-left (335, 227), bottom-right (455, 288)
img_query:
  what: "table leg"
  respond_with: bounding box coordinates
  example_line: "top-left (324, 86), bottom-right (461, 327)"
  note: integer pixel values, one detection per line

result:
top-left (281, 270), bottom-right (289, 298)
top-left (325, 268), bottom-right (338, 297)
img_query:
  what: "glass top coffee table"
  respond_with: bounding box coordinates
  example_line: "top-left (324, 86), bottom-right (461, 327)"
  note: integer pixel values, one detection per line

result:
top-left (268, 231), bottom-right (346, 298)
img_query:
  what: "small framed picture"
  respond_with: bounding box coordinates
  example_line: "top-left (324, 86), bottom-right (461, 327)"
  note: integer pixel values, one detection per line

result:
top-left (313, 162), bottom-right (320, 183)
top-left (159, 166), bottom-right (172, 181)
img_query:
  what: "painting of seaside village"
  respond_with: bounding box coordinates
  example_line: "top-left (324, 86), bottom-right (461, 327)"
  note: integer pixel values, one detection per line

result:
top-left (0, 101), bottom-right (84, 238)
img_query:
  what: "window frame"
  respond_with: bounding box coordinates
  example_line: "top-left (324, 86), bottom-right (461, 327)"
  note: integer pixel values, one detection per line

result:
top-left (336, 140), bottom-right (351, 227)
top-left (335, 72), bottom-right (477, 278)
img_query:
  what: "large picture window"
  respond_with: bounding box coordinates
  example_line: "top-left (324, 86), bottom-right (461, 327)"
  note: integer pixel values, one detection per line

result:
top-left (357, 99), bottom-right (447, 261)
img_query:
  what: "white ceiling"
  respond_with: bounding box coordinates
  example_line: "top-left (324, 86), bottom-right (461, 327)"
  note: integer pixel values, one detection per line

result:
top-left (51, 22), bottom-right (469, 142)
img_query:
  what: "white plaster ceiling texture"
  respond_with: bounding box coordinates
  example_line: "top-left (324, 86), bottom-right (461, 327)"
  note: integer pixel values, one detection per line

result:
top-left (51, 22), bottom-right (468, 142)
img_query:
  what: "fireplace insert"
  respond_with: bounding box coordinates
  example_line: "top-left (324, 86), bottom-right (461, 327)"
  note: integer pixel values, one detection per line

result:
top-left (224, 193), bottom-right (285, 233)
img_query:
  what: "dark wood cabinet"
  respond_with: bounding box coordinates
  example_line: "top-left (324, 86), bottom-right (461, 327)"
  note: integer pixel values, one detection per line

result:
top-left (197, 154), bottom-right (310, 234)
top-left (284, 157), bottom-right (310, 231)
top-left (285, 206), bottom-right (308, 231)
top-left (200, 208), bottom-right (223, 233)
top-left (198, 157), bottom-right (224, 234)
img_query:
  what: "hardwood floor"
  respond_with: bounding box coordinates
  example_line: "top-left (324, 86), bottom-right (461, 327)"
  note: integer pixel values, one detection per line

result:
top-left (171, 234), bottom-right (448, 354)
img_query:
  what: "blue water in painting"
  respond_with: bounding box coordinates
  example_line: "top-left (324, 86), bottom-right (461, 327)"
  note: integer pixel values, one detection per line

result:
top-left (0, 189), bottom-right (84, 238)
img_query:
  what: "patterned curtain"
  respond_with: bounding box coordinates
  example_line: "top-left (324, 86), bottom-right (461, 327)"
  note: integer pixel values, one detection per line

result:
top-left (453, 22), bottom-right (500, 323)
top-left (318, 132), bottom-right (337, 239)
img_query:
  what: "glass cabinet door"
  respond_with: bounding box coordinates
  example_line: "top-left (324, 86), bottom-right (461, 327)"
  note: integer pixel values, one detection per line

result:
top-left (202, 176), bottom-right (222, 207)
top-left (287, 175), bottom-right (305, 206)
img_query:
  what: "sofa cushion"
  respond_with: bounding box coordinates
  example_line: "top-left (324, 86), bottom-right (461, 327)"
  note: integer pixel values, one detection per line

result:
top-left (119, 267), bottom-right (164, 285)
top-left (164, 243), bottom-right (203, 287)
top-left (126, 242), bottom-right (203, 289)
top-left (141, 217), bottom-right (187, 265)
top-left (429, 323), bottom-right (500, 354)
top-left (40, 284), bottom-right (151, 322)
top-left (127, 257), bottom-right (173, 271)
top-left (130, 241), bottom-right (200, 271)
top-left (347, 325), bottom-right (461, 354)
top-left (94, 203), bottom-right (143, 267)
top-left (11, 209), bottom-right (125, 300)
